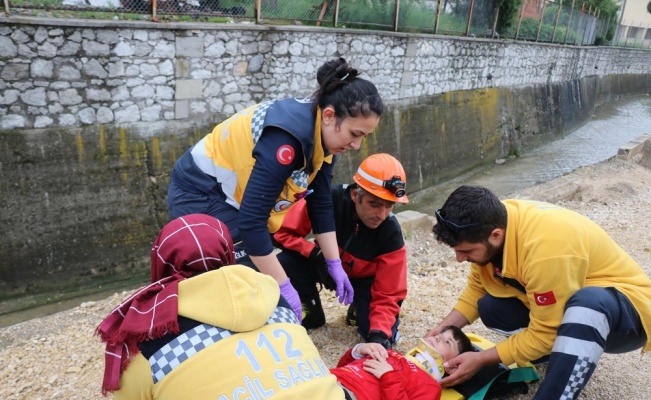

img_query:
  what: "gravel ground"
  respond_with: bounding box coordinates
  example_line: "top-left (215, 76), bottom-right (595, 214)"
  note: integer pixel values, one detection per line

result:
top-left (1, 148), bottom-right (651, 400)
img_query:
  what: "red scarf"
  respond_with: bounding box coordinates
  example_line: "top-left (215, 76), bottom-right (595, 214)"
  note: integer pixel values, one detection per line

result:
top-left (96, 214), bottom-right (235, 395)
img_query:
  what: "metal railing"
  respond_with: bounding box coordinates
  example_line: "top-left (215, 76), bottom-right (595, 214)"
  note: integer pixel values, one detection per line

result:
top-left (508, 0), bottom-right (608, 45)
top-left (2, 0), bottom-right (626, 47)
top-left (613, 19), bottom-right (651, 49)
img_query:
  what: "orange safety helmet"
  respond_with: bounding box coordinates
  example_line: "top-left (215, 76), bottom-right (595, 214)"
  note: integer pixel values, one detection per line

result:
top-left (353, 153), bottom-right (409, 203)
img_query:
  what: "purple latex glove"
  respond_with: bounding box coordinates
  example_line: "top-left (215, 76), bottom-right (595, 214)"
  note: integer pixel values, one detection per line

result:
top-left (279, 278), bottom-right (303, 324)
top-left (326, 259), bottom-right (354, 305)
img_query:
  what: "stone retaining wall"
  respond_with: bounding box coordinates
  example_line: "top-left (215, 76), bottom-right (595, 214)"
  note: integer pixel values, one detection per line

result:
top-left (2, 17), bottom-right (650, 132)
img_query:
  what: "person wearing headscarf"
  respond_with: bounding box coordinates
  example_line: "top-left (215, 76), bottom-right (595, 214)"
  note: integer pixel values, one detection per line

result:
top-left (96, 214), bottom-right (345, 399)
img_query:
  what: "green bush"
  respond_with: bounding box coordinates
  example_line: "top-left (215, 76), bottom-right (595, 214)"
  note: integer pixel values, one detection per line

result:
top-left (594, 36), bottom-right (608, 46)
top-left (495, 0), bottom-right (523, 33)
top-left (511, 17), bottom-right (539, 40)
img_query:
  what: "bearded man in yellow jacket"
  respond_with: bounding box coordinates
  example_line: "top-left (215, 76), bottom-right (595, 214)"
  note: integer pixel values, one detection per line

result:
top-left (425, 185), bottom-right (651, 399)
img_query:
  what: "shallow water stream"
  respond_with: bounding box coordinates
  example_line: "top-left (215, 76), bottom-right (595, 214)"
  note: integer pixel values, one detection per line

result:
top-left (406, 94), bottom-right (651, 215)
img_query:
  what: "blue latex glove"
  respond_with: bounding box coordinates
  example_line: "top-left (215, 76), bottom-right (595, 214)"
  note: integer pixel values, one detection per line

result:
top-left (326, 259), bottom-right (354, 305)
top-left (279, 279), bottom-right (303, 324)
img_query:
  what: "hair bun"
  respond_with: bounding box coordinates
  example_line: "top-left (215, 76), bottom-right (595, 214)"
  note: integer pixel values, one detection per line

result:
top-left (340, 68), bottom-right (359, 81)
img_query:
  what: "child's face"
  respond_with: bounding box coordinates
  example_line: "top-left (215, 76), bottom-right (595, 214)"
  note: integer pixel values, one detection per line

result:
top-left (423, 330), bottom-right (459, 362)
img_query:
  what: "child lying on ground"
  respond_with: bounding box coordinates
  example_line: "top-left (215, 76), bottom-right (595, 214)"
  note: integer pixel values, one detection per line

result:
top-left (331, 326), bottom-right (473, 400)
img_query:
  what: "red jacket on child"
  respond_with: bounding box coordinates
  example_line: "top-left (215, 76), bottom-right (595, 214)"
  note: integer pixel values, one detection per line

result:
top-left (330, 348), bottom-right (442, 400)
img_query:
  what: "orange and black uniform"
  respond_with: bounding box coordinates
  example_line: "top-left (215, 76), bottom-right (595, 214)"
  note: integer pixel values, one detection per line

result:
top-left (274, 184), bottom-right (407, 342)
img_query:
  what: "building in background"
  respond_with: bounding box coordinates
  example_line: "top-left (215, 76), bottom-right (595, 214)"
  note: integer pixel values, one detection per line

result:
top-left (614, 0), bottom-right (651, 46)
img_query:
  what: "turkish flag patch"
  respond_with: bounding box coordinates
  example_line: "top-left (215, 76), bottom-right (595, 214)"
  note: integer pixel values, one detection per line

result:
top-left (276, 145), bottom-right (294, 165)
top-left (534, 291), bottom-right (557, 306)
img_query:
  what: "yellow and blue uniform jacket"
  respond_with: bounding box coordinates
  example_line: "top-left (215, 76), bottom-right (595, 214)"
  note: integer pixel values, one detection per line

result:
top-left (170, 98), bottom-right (336, 256)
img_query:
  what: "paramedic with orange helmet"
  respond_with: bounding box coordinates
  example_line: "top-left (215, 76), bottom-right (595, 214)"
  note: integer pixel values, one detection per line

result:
top-left (274, 153), bottom-right (409, 348)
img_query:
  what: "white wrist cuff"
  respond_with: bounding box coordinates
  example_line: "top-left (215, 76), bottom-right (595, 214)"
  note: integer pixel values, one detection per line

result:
top-left (351, 343), bottom-right (365, 359)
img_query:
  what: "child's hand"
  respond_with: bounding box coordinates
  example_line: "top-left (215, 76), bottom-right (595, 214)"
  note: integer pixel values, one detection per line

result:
top-left (357, 342), bottom-right (389, 361)
top-left (363, 358), bottom-right (394, 379)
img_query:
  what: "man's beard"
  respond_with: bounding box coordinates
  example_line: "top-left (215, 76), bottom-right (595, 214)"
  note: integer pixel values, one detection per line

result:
top-left (475, 240), bottom-right (503, 267)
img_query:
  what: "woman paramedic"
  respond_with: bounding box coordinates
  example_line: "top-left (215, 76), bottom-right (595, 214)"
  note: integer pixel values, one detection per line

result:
top-left (166, 57), bottom-right (384, 322)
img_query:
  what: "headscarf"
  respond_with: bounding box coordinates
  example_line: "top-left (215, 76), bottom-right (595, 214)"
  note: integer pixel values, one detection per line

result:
top-left (96, 214), bottom-right (235, 395)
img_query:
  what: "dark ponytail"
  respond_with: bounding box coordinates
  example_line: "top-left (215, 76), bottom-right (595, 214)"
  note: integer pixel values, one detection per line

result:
top-left (311, 57), bottom-right (384, 121)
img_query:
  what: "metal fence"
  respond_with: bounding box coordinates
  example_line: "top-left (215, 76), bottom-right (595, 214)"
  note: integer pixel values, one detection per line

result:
top-left (2, 0), bottom-right (625, 47)
top-left (505, 0), bottom-right (609, 45)
top-left (613, 19), bottom-right (651, 49)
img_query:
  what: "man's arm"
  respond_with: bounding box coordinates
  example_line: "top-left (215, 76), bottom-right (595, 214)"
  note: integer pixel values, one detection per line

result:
top-left (425, 309), bottom-right (470, 337)
top-left (273, 199), bottom-right (316, 258)
top-left (368, 246), bottom-right (408, 340)
top-left (439, 347), bottom-right (501, 387)
top-left (425, 262), bottom-right (486, 338)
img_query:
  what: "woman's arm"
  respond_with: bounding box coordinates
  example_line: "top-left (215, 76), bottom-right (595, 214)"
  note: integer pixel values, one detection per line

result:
top-left (314, 231), bottom-right (339, 260)
top-left (238, 128), bottom-right (307, 321)
top-left (239, 128), bottom-right (304, 275)
top-left (249, 254), bottom-right (288, 282)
